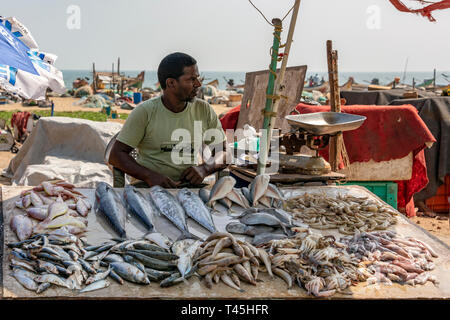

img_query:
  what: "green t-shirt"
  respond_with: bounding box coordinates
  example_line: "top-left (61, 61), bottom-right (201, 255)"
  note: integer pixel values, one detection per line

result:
top-left (117, 96), bottom-right (226, 181)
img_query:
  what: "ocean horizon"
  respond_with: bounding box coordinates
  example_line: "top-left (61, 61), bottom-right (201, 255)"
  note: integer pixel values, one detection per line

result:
top-left (61, 69), bottom-right (450, 91)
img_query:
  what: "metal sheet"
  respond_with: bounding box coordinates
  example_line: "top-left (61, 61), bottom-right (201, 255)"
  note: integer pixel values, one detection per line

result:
top-left (285, 112), bottom-right (366, 135)
top-left (2, 185), bottom-right (450, 299)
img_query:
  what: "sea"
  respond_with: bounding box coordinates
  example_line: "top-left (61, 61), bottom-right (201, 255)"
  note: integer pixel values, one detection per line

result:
top-left (61, 69), bottom-right (450, 91)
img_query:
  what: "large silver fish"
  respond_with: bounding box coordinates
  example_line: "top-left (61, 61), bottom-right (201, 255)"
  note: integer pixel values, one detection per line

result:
top-left (177, 188), bottom-right (217, 234)
top-left (171, 239), bottom-right (202, 279)
top-left (206, 176), bottom-right (236, 207)
top-left (226, 221), bottom-right (275, 236)
top-left (249, 174), bottom-right (270, 206)
top-left (94, 182), bottom-right (127, 239)
top-left (149, 185), bottom-right (196, 240)
top-left (123, 185), bottom-right (155, 232)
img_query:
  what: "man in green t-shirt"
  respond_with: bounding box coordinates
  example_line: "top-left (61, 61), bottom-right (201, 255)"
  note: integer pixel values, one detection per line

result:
top-left (109, 52), bottom-right (229, 188)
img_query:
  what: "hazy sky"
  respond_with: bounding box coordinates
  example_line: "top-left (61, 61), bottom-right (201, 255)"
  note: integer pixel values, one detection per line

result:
top-left (2, 0), bottom-right (450, 72)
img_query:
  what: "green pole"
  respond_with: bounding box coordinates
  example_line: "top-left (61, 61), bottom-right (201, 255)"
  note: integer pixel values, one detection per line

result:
top-left (257, 18), bottom-right (282, 175)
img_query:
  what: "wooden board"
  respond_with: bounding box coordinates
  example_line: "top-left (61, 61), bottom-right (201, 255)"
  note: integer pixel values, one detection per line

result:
top-left (2, 185), bottom-right (450, 300)
top-left (236, 66), bottom-right (307, 134)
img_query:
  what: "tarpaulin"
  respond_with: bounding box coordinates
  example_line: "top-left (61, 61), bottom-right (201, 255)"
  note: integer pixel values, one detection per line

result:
top-left (295, 103), bottom-right (436, 217)
top-left (10, 111), bottom-right (31, 140)
top-left (389, 0), bottom-right (450, 22)
top-left (220, 104), bottom-right (241, 130)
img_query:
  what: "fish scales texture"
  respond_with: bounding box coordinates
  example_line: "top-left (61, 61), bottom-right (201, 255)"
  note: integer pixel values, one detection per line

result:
top-left (94, 182), bottom-right (127, 239)
top-left (207, 176), bottom-right (236, 206)
top-left (149, 186), bottom-right (191, 238)
top-left (123, 185), bottom-right (155, 231)
top-left (177, 188), bottom-right (217, 233)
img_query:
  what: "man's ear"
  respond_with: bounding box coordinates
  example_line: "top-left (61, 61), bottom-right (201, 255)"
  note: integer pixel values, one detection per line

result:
top-left (166, 78), bottom-right (176, 89)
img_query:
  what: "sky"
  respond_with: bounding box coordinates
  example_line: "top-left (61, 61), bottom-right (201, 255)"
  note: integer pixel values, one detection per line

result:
top-left (2, 0), bottom-right (450, 72)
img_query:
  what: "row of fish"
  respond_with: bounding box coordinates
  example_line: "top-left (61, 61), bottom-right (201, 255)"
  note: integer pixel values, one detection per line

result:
top-left (285, 192), bottom-right (398, 235)
top-left (199, 175), bottom-right (285, 212)
top-left (7, 227), bottom-right (205, 293)
top-left (340, 231), bottom-right (439, 286)
top-left (225, 207), bottom-right (306, 246)
top-left (193, 232), bottom-right (274, 292)
top-left (11, 180), bottom-right (92, 241)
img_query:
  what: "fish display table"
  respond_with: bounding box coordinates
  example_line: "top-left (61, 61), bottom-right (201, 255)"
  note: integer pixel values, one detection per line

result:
top-left (2, 185), bottom-right (450, 299)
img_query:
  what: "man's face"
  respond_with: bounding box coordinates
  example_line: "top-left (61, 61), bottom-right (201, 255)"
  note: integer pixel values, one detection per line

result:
top-left (174, 64), bottom-right (202, 102)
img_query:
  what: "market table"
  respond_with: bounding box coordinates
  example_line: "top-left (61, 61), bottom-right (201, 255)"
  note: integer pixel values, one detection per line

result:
top-left (1, 185), bottom-right (450, 300)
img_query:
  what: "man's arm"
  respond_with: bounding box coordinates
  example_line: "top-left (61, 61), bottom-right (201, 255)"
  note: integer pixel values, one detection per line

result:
top-left (108, 140), bottom-right (179, 188)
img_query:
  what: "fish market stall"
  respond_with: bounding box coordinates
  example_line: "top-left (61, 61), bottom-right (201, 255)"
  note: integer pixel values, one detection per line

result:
top-left (2, 183), bottom-right (450, 300)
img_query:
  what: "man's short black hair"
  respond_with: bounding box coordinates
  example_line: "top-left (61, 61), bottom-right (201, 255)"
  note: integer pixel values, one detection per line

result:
top-left (157, 52), bottom-right (197, 90)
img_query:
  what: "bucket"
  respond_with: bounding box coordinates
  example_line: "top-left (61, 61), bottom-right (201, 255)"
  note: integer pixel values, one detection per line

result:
top-left (133, 92), bottom-right (142, 104)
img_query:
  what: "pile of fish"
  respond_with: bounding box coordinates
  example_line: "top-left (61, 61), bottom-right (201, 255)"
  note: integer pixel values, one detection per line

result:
top-left (285, 192), bottom-right (398, 235)
top-left (226, 208), bottom-right (302, 246)
top-left (199, 175), bottom-right (285, 212)
top-left (11, 180), bottom-right (91, 241)
top-left (340, 231), bottom-right (439, 286)
top-left (193, 232), bottom-right (274, 292)
top-left (261, 227), bottom-right (367, 297)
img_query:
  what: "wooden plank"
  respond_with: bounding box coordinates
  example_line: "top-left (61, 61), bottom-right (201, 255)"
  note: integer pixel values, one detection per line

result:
top-left (236, 66), bottom-right (307, 134)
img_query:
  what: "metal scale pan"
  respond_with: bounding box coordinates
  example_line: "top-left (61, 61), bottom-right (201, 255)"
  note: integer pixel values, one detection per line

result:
top-left (285, 112), bottom-right (366, 135)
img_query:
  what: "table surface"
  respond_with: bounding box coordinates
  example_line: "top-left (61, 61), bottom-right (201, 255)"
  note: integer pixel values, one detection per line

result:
top-left (2, 185), bottom-right (450, 300)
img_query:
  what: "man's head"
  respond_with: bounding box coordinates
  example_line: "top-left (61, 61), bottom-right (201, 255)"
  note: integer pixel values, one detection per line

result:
top-left (157, 52), bottom-right (202, 102)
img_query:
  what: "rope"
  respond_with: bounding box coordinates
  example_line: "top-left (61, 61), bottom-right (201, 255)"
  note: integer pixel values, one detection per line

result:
top-left (248, 0), bottom-right (295, 26)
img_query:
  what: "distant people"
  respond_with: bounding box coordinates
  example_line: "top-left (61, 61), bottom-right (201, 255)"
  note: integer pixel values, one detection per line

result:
top-left (313, 74), bottom-right (320, 86)
top-left (320, 76), bottom-right (325, 85)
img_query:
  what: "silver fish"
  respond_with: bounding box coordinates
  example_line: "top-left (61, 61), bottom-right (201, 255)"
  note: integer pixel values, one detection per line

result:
top-left (177, 188), bottom-right (217, 233)
top-left (239, 212), bottom-right (284, 227)
top-left (10, 215), bottom-right (33, 241)
top-left (80, 279), bottom-right (110, 293)
top-left (144, 232), bottom-right (173, 250)
top-left (264, 183), bottom-right (285, 200)
top-left (207, 176), bottom-right (236, 207)
top-left (110, 262), bottom-right (150, 284)
top-left (34, 274), bottom-right (72, 289)
top-left (252, 232), bottom-right (288, 246)
top-left (199, 187), bottom-right (231, 210)
top-left (11, 268), bottom-right (38, 291)
top-left (249, 174), bottom-right (270, 206)
top-left (226, 188), bottom-right (250, 209)
top-left (123, 185), bottom-right (155, 231)
top-left (149, 185), bottom-right (196, 239)
top-left (171, 239), bottom-right (202, 278)
top-left (241, 187), bottom-right (253, 204)
top-left (226, 221), bottom-right (275, 236)
top-left (94, 182), bottom-right (127, 239)
top-left (85, 268), bottom-right (111, 285)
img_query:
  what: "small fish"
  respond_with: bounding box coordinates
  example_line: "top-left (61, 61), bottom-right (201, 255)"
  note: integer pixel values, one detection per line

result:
top-left (264, 183), bottom-right (285, 201)
top-left (34, 274), bottom-right (72, 289)
top-left (76, 198), bottom-right (91, 217)
top-left (110, 262), bottom-right (150, 284)
top-left (249, 174), bottom-right (270, 206)
top-left (108, 269), bottom-right (124, 284)
top-left (36, 282), bottom-right (52, 294)
top-left (143, 233), bottom-right (173, 250)
top-left (22, 194), bottom-right (32, 208)
top-left (241, 187), bottom-right (253, 204)
top-left (85, 268), bottom-right (111, 285)
top-left (46, 201), bottom-right (69, 221)
top-left (26, 207), bottom-right (49, 221)
top-left (273, 267), bottom-right (292, 289)
top-left (171, 239), bottom-right (202, 278)
top-left (30, 191), bottom-right (44, 207)
top-left (80, 279), bottom-right (111, 293)
top-left (207, 176), bottom-right (236, 207)
top-left (10, 215), bottom-right (33, 241)
top-left (220, 272), bottom-right (244, 292)
top-left (11, 268), bottom-right (38, 291)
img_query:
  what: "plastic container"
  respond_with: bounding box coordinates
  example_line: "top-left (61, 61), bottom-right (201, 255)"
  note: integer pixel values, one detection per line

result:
top-left (426, 175), bottom-right (450, 213)
top-left (133, 92), bottom-right (142, 104)
top-left (342, 181), bottom-right (398, 209)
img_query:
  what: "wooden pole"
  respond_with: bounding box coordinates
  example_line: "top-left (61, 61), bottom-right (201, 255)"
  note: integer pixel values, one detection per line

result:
top-left (433, 68), bottom-right (436, 91)
top-left (92, 62), bottom-right (97, 93)
top-left (327, 40), bottom-right (341, 172)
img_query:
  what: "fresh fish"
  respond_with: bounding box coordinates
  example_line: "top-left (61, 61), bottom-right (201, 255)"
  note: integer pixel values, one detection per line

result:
top-left (149, 185), bottom-right (196, 239)
top-left (128, 249), bottom-right (179, 261)
top-left (29, 191), bottom-right (44, 207)
top-left (239, 212), bottom-right (284, 227)
top-left (145, 268), bottom-right (173, 281)
top-left (22, 194), bottom-right (32, 208)
top-left (36, 282), bottom-right (52, 294)
top-left (110, 262), bottom-right (150, 284)
top-left (252, 232), bottom-right (288, 246)
top-left (108, 269), bottom-right (124, 284)
top-left (103, 254), bottom-right (124, 263)
top-left (76, 198), bottom-right (91, 217)
top-left (34, 215), bottom-right (87, 233)
top-left (264, 183), bottom-right (285, 201)
top-left (80, 279), bottom-right (110, 293)
top-left (206, 176), bottom-right (236, 207)
top-left (249, 174), bottom-right (270, 206)
top-left (226, 188), bottom-right (250, 209)
top-left (199, 187), bottom-right (230, 210)
top-left (26, 207), bottom-right (49, 221)
top-left (46, 201), bottom-right (69, 221)
top-left (10, 215), bottom-right (33, 241)
top-left (85, 268), bottom-right (111, 285)
top-left (126, 240), bottom-right (168, 252)
top-left (126, 251), bottom-right (177, 271)
top-left (94, 182), bottom-right (127, 239)
top-left (171, 239), bottom-right (202, 278)
top-left (123, 185), bottom-right (155, 231)
top-left (34, 274), bottom-right (72, 289)
top-left (159, 265), bottom-right (198, 287)
top-left (258, 196), bottom-right (272, 208)
top-left (143, 233), bottom-right (173, 250)
top-left (11, 268), bottom-right (38, 291)
top-left (226, 221), bottom-right (275, 236)
top-left (37, 260), bottom-right (59, 274)
top-left (177, 188), bottom-right (217, 233)
top-left (241, 187), bottom-right (253, 204)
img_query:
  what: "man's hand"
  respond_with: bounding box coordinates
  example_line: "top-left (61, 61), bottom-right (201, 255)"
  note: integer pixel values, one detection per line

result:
top-left (145, 172), bottom-right (180, 188)
top-left (180, 165), bottom-right (209, 186)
